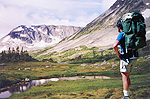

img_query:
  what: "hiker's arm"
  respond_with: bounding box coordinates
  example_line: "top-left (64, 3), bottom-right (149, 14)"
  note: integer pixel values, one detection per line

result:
top-left (113, 40), bottom-right (121, 58)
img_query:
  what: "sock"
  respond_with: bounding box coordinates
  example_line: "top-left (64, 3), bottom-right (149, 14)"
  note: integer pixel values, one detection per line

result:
top-left (123, 90), bottom-right (130, 96)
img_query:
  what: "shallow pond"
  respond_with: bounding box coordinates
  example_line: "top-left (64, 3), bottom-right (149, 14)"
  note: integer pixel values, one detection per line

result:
top-left (0, 76), bottom-right (110, 98)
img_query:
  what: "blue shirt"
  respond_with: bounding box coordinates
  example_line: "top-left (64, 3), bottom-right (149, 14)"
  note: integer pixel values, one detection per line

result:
top-left (116, 31), bottom-right (125, 53)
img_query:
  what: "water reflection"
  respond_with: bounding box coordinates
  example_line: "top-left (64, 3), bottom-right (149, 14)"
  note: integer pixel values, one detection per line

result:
top-left (0, 76), bottom-right (110, 98)
top-left (0, 78), bottom-right (59, 98)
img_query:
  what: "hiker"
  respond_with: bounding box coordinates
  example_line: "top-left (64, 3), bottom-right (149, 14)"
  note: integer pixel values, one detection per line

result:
top-left (113, 19), bottom-right (137, 99)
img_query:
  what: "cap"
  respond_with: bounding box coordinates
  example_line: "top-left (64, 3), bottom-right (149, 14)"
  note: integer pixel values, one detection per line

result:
top-left (116, 19), bottom-right (123, 29)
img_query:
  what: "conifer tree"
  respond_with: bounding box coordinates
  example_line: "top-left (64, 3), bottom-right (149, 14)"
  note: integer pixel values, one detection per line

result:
top-left (7, 47), bottom-right (11, 62)
top-left (21, 46), bottom-right (23, 53)
top-left (0, 46), bottom-right (36, 62)
top-left (1, 51), bottom-right (6, 60)
top-left (20, 46), bottom-right (24, 61)
top-left (11, 47), bottom-right (16, 62)
top-left (92, 47), bottom-right (96, 58)
top-left (24, 50), bottom-right (28, 61)
top-left (16, 46), bottom-right (20, 61)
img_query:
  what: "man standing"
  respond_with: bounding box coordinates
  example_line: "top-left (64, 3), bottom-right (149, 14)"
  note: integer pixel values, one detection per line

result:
top-left (113, 20), bottom-right (137, 99)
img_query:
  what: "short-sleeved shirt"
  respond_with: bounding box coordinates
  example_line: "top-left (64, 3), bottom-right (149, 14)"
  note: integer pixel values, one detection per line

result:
top-left (116, 31), bottom-right (125, 53)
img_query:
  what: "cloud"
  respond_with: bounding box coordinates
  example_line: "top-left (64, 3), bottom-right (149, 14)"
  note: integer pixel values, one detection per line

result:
top-left (0, 0), bottom-right (116, 39)
top-left (0, 2), bottom-right (31, 37)
top-left (101, 0), bottom-right (117, 11)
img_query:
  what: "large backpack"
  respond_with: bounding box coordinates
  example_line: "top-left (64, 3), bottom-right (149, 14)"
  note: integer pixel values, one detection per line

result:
top-left (121, 12), bottom-right (146, 50)
top-left (121, 12), bottom-right (147, 59)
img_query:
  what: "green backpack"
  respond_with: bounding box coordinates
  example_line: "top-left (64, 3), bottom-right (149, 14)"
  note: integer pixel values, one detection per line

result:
top-left (121, 12), bottom-right (147, 50)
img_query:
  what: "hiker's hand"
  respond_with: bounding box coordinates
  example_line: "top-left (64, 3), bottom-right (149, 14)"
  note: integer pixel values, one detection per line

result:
top-left (117, 53), bottom-right (121, 58)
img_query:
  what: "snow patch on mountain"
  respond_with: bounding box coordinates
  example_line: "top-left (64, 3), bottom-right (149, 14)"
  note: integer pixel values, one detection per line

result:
top-left (147, 31), bottom-right (150, 34)
top-left (38, 28), bottom-right (47, 34)
top-left (20, 34), bottom-right (27, 37)
top-left (55, 28), bottom-right (61, 32)
top-left (146, 3), bottom-right (149, 5)
top-left (33, 40), bottom-right (50, 48)
top-left (0, 46), bottom-right (8, 52)
top-left (2, 36), bottom-right (11, 42)
top-left (15, 27), bottom-right (24, 31)
top-left (50, 36), bottom-right (61, 45)
top-left (10, 38), bottom-right (24, 45)
top-left (142, 9), bottom-right (150, 19)
top-left (31, 26), bottom-right (37, 31)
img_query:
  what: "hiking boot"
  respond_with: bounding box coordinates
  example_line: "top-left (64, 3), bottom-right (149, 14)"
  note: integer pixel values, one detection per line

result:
top-left (121, 96), bottom-right (129, 99)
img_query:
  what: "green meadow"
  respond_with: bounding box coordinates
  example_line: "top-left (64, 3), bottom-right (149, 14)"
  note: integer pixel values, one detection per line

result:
top-left (0, 42), bottom-right (150, 99)
top-left (0, 57), bottom-right (149, 99)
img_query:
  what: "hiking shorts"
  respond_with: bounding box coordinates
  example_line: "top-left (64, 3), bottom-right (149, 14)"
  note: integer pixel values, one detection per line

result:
top-left (120, 59), bottom-right (137, 73)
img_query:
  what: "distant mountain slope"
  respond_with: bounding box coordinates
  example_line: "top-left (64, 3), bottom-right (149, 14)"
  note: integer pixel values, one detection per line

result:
top-left (0, 25), bottom-right (82, 52)
top-left (48, 0), bottom-right (150, 52)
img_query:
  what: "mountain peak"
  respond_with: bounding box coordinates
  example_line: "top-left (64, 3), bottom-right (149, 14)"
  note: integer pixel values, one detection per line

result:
top-left (0, 25), bottom-right (82, 52)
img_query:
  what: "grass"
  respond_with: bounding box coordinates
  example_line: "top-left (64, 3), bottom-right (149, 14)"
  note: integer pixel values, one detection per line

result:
top-left (29, 45), bottom-right (116, 62)
top-left (9, 74), bottom-right (150, 99)
top-left (0, 60), bottom-right (119, 88)
top-left (0, 57), bottom-right (149, 99)
top-left (1, 44), bottom-right (150, 99)
top-left (9, 79), bottom-right (122, 99)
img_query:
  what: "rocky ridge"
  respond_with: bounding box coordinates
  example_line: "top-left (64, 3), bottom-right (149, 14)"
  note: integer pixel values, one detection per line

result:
top-left (0, 25), bottom-right (82, 52)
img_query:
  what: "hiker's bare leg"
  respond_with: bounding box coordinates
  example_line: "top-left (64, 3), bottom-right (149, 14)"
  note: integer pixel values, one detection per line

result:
top-left (121, 72), bottom-right (131, 90)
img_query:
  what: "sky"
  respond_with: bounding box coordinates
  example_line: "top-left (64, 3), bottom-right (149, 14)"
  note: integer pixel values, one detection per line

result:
top-left (0, 0), bottom-right (117, 39)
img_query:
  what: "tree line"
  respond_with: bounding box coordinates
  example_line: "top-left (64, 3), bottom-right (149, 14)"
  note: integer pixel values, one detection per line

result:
top-left (0, 47), bottom-right (37, 62)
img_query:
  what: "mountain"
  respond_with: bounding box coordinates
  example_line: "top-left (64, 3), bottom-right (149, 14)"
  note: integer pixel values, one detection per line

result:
top-left (0, 25), bottom-right (82, 52)
top-left (47, 0), bottom-right (150, 52)
top-left (1, 0), bottom-right (150, 54)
